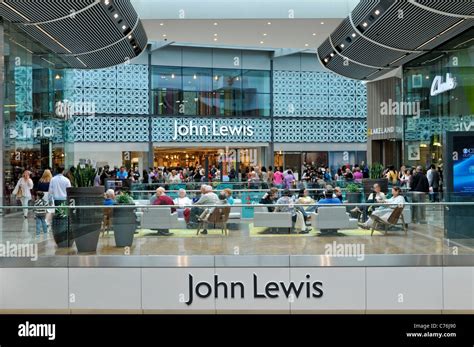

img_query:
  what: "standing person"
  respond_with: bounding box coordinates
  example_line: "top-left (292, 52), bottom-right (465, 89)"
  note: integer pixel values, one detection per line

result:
top-left (267, 166), bottom-right (274, 187)
top-left (385, 165), bottom-right (398, 186)
top-left (116, 166), bottom-right (128, 179)
top-left (427, 164), bottom-right (440, 202)
top-left (353, 167), bottom-right (363, 183)
top-left (411, 166), bottom-right (429, 224)
top-left (273, 167), bottom-right (284, 188)
top-left (66, 166), bottom-right (76, 187)
top-left (49, 167), bottom-right (72, 207)
top-left (283, 170), bottom-right (296, 190)
top-left (37, 169), bottom-right (54, 228)
top-left (13, 170), bottom-right (34, 218)
top-left (34, 192), bottom-right (49, 236)
top-left (400, 169), bottom-right (412, 189)
top-left (398, 165), bottom-right (406, 181)
top-left (142, 170), bottom-right (149, 184)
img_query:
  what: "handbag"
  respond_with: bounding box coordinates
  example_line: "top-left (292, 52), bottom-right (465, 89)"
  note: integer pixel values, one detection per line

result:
top-left (16, 185), bottom-right (23, 199)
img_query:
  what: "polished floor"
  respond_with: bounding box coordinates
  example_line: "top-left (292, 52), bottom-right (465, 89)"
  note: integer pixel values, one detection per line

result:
top-left (0, 207), bottom-right (473, 256)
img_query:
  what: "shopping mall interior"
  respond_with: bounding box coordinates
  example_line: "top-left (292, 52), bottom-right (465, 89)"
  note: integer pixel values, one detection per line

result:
top-left (0, 0), bottom-right (472, 326)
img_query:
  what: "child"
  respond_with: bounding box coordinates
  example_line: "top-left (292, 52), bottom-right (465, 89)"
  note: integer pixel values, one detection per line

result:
top-left (34, 191), bottom-right (49, 236)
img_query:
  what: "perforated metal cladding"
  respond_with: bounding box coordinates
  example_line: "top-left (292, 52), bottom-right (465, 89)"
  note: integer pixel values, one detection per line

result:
top-left (0, 0), bottom-right (147, 69)
top-left (417, 0), bottom-right (474, 15)
top-left (326, 54), bottom-right (378, 80)
top-left (318, 0), bottom-right (474, 80)
top-left (363, 1), bottom-right (461, 49)
top-left (350, 0), bottom-right (380, 25)
top-left (5, 0), bottom-right (96, 22)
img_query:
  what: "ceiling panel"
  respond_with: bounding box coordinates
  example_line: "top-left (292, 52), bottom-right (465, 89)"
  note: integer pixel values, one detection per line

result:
top-left (0, 0), bottom-right (148, 68)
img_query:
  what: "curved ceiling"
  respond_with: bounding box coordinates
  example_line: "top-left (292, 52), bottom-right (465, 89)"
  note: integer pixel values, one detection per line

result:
top-left (0, 0), bottom-right (148, 68)
top-left (317, 0), bottom-right (474, 80)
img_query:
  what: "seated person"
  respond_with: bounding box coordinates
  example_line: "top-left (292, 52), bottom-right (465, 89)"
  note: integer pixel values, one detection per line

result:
top-left (173, 188), bottom-right (192, 219)
top-left (318, 188), bottom-right (342, 204)
top-left (102, 189), bottom-right (115, 233)
top-left (189, 185), bottom-right (219, 230)
top-left (297, 188), bottom-right (314, 205)
top-left (153, 187), bottom-right (176, 212)
top-left (199, 193), bottom-right (229, 222)
top-left (334, 187), bottom-right (343, 202)
top-left (274, 190), bottom-right (311, 234)
top-left (152, 187), bottom-right (175, 236)
top-left (259, 187), bottom-right (279, 212)
top-left (359, 187), bottom-right (405, 229)
top-left (222, 188), bottom-right (234, 205)
top-left (351, 183), bottom-right (386, 218)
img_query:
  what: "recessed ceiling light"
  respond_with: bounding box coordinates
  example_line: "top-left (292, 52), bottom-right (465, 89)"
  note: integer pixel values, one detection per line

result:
top-left (160, 23), bottom-right (164, 26)
top-left (312, 33), bottom-right (317, 36)
top-left (113, 13), bottom-right (118, 19)
top-left (330, 53), bottom-right (334, 57)
top-left (214, 33), bottom-right (218, 36)
top-left (193, 74), bottom-right (197, 79)
top-left (263, 33), bottom-right (267, 36)
top-left (352, 33), bottom-right (356, 37)
top-left (267, 22), bottom-right (271, 25)
top-left (162, 34), bottom-right (167, 37)
top-left (340, 44), bottom-right (345, 48)
top-left (320, 21), bottom-right (324, 25)
top-left (104, 0), bottom-right (109, 5)
top-left (213, 22), bottom-right (218, 26)
top-left (425, 76), bottom-right (429, 79)
top-left (375, 9), bottom-right (380, 15)
top-left (171, 73), bottom-right (175, 79)
top-left (128, 35), bottom-right (132, 39)
top-left (214, 38), bottom-right (218, 41)
top-left (260, 41), bottom-right (264, 44)
top-left (122, 25), bottom-right (126, 30)
top-left (362, 22), bottom-right (368, 27)
top-left (305, 43), bottom-right (309, 47)
top-left (324, 58), bottom-right (328, 62)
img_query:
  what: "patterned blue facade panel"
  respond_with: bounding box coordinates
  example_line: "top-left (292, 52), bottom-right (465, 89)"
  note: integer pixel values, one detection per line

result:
top-left (116, 64), bottom-right (148, 90)
top-left (14, 66), bottom-right (33, 113)
top-left (274, 119), bottom-right (367, 143)
top-left (65, 64), bottom-right (149, 115)
top-left (152, 117), bottom-right (271, 143)
top-left (273, 70), bottom-right (367, 119)
top-left (273, 71), bottom-right (301, 94)
top-left (273, 94), bottom-right (301, 116)
top-left (73, 115), bottom-right (149, 142)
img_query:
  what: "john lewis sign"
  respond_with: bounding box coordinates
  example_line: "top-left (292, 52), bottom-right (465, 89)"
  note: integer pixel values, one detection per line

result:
top-left (172, 120), bottom-right (254, 140)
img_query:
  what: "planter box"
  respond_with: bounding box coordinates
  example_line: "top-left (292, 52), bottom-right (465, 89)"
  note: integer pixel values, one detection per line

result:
top-left (113, 206), bottom-right (137, 247)
top-left (67, 186), bottom-right (104, 253)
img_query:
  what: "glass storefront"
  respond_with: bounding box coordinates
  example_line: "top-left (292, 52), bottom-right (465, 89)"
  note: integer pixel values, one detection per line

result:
top-left (1, 20), bottom-right (70, 205)
top-left (403, 27), bottom-right (474, 167)
top-left (151, 66), bottom-right (271, 116)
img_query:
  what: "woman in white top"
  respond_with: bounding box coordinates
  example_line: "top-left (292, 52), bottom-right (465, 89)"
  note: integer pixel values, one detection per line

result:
top-left (361, 187), bottom-right (405, 228)
top-left (173, 189), bottom-right (192, 218)
top-left (13, 170), bottom-right (34, 218)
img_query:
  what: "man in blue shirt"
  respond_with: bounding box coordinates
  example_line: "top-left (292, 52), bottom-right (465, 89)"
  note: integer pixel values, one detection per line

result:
top-left (318, 189), bottom-right (342, 205)
top-left (116, 166), bottom-right (128, 179)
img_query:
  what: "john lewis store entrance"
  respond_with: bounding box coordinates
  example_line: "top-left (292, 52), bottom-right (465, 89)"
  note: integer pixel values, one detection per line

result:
top-left (153, 146), bottom-right (265, 175)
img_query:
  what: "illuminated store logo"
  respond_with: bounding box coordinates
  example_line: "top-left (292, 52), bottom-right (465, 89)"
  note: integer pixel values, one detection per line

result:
top-left (55, 100), bottom-right (96, 119)
top-left (454, 121), bottom-right (474, 132)
top-left (430, 73), bottom-right (457, 96)
top-left (172, 120), bottom-right (254, 140)
top-left (9, 123), bottom-right (54, 139)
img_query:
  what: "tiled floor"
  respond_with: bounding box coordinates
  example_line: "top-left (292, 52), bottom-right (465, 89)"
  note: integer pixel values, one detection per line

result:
top-left (1, 208), bottom-right (473, 256)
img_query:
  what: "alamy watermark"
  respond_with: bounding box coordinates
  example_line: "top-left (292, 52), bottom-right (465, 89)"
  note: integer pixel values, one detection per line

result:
top-left (380, 98), bottom-right (420, 117)
top-left (324, 241), bottom-right (365, 261)
top-left (0, 242), bottom-right (38, 261)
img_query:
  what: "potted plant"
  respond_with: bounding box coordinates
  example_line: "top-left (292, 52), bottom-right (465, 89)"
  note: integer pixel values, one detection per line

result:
top-left (363, 163), bottom-right (388, 200)
top-left (113, 193), bottom-right (137, 247)
top-left (345, 183), bottom-right (362, 204)
top-left (52, 203), bottom-right (74, 248)
top-left (67, 164), bottom-right (104, 253)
